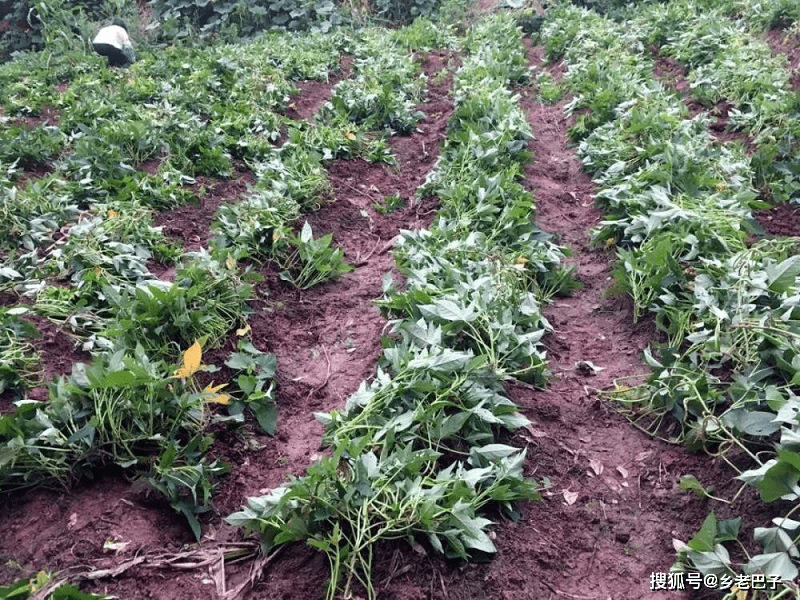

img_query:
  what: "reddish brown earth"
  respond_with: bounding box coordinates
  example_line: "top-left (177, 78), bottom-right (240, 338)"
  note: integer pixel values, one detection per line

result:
top-left (766, 27), bottom-right (800, 90)
top-left (753, 24), bottom-right (800, 240)
top-left (24, 315), bottom-right (90, 381)
top-left (19, 314), bottom-right (92, 406)
top-left (17, 163), bottom-right (56, 186)
top-left (0, 31), bottom-right (788, 600)
top-left (652, 53), bottom-right (689, 94)
top-left (154, 164), bottom-right (256, 252)
top-left (755, 202), bottom-right (800, 237)
top-left (0, 308), bottom-right (91, 413)
top-left (12, 106), bottom-right (61, 128)
top-left (209, 49), bottom-right (459, 596)
top-left (286, 56), bottom-right (353, 121)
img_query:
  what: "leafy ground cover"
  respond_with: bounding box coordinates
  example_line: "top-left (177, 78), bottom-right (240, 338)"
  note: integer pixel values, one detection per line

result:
top-left (1, 1), bottom-right (800, 599)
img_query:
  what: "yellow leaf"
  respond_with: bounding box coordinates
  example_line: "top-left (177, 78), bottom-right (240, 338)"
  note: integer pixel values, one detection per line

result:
top-left (225, 254), bottom-right (236, 270)
top-left (205, 393), bottom-right (230, 405)
top-left (236, 323), bottom-right (251, 337)
top-left (172, 340), bottom-right (203, 378)
top-left (515, 257), bottom-right (528, 264)
top-left (203, 382), bottom-right (227, 394)
top-left (107, 209), bottom-right (118, 219)
top-left (345, 131), bottom-right (356, 141)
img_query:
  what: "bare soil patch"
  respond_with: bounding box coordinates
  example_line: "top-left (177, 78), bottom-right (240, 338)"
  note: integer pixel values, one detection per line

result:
top-left (653, 53), bottom-right (689, 93)
top-left (218, 49), bottom-right (458, 598)
top-left (17, 162), bottom-right (56, 186)
top-left (0, 313), bottom-right (91, 413)
top-left (154, 163), bottom-right (255, 252)
top-left (138, 157), bottom-right (162, 175)
top-left (12, 105), bottom-right (61, 129)
top-left (285, 55), bottom-right (353, 121)
top-left (24, 314), bottom-right (91, 390)
top-left (766, 26), bottom-right (800, 90)
top-left (755, 202), bottom-right (800, 237)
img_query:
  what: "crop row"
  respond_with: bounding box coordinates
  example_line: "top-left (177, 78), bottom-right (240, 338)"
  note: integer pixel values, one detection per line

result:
top-left (628, 0), bottom-right (800, 204)
top-left (0, 21), bottom-right (445, 540)
top-left (541, 2), bottom-right (800, 591)
top-left (227, 13), bottom-right (571, 600)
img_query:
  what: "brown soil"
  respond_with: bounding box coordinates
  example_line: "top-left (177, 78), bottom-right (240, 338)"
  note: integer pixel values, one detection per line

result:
top-left (766, 27), bottom-right (800, 90)
top-left (154, 163), bottom-right (256, 252)
top-left (285, 55), bottom-right (353, 121)
top-left (755, 202), bottom-right (800, 237)
top-left (25, 314), bottom-right (91, 386)
top-left (13, 106), bottom-right (61, 129)
top-left (653, 54), bottom-right (689, 94)
top-left (211, 45), bottom-right (458, 568)
top-left (139, 157), bottom-right (162, 175)
top-left (0, 312), bottom-right (91, 412)
top-left (17, 163), bottom-right (56, 187)
top-left (0, 37), bottom-right (780, 600)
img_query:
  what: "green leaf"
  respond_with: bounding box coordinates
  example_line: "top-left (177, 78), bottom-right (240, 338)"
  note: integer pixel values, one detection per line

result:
top-left (754, 526), bottom-right (799, 556)
top-left (256, 354), bottom-right (277, 378)
top-left (439, 412), bottom-right (471, 438)
top-left (688, 512), bottom-right (717, 552)
top-left (51, 583), bottom-right (109, 599)
top-left (723, 410), bottom-right (781, 437)
top-left (777, 448), bottom-right (800, 472)
top-left (250, 401), bottom-right (277, 436)
top-left (419, 299), bottom-right (477, 323)
top-left (716, 517), bottom-right (741, 543)
top-left (773, 517), bottom-right (800, 531)
top-left (739, 458), bottom-right (800, 502)
top-left (744, 552), bottom-right (799, 580)
top-left (767, 256), bottom-right (800, 294)
top-left (300, 221), bottom-right (313, 244)
top-left (398, 318), bottom-right (442, 347)
top-left (470, 444), bottom-right (520, 463)
top-left (428, 532), bottom-right (444, 554)
top-left (180, 505), bottom-right (202, 541)
top-left (679, 474), bottom-right (709, 498)
top-left (774, 397), bottom-right (800, 425)
top-left (360, 452), bottom-right (379, 478)
top-left (686, 544), bottom-right (731, 576)
top-left (225, 352), bottom-right (252, 371)
top-left (103, 370), bottom-right (137, 387)
top-left (237, 374), bottom-right (257, 395)
top-left (0, 577), bottom-right (31, 599)
top-left (461, 528), bottom-right (497, 554)
top-left (408, 349), bottom-right (473, 373)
